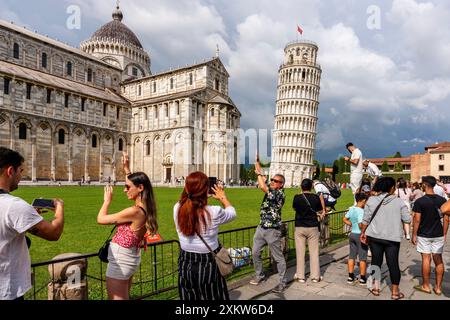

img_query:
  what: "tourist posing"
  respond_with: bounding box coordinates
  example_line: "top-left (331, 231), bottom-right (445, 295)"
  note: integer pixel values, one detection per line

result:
top-left (97, 152), bottom-right (158, 300)
top-left (363, 159), bottom-right (382, 186)
top-left (343, 193), bottom-right (369, 285)
top-left (0, 147), bottom-right (64, 300)
top-left (293, 178), bottom-right (327, 283)
top-left (411, 176), bottom-right (448, 295)
top-left (313, 180), bottom-right (337, 210)
top-left (174, 172), bottom-right (236, 300)
top-left (250, 156), bottom-right (287, 293)
top-left (360, 177), bottom-right (411, 300)
top-left (344, 143), bottom-right (363, 199)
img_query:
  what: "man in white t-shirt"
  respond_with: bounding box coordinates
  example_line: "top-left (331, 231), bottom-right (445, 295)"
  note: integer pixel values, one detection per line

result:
top-left (0, 147), bottom-right (65, 300)
top-left (344, 143), bottom-right (363, 195)
top-left (363, 159), bottom-right (382, 186)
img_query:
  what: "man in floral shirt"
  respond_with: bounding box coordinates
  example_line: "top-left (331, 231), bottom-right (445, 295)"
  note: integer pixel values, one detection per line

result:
top-left (250, 155), bottom-right (287, 293)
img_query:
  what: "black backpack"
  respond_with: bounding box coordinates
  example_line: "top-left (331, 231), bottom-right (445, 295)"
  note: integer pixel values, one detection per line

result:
top-left (321, 179), bottom-right (341, 199)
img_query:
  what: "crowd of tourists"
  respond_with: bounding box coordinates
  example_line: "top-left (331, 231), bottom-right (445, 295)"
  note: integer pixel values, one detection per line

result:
top-left (343, 142), bottom-right (449, 299)
top-left (1, 145), bottom-right (449, 301)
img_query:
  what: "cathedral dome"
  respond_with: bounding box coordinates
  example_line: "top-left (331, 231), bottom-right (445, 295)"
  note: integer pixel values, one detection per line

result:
top-left (89, 4), bottom-right (143, 49)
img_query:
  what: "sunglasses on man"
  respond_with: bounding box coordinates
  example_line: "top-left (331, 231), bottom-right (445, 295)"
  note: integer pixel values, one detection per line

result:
top-left (271, 178), bottom-right (283, 184)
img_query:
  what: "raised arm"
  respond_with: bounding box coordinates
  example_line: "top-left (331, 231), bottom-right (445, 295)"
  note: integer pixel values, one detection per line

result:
top-left (97, 185), bottom-right (139, 225)
top-left (255, 154), bottom-right (269, 193)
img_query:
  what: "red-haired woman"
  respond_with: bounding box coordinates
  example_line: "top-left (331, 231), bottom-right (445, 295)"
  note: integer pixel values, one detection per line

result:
top-left (174, 172), bottom-right (236, 300)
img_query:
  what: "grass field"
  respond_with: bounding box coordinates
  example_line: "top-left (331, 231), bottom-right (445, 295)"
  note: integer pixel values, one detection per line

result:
top-left (12, 186), bottom-right (355, 263)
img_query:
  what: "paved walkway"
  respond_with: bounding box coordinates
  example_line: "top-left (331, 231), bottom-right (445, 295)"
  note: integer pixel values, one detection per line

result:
top-left (230, 238), bottom-right (450, 300)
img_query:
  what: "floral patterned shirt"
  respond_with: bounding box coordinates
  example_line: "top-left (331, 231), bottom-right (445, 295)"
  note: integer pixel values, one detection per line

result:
top-left (259, 188), bottom-right (285, 228)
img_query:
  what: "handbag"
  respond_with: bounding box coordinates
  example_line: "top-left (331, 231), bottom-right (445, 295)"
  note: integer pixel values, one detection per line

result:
top-left (301, 193), bottom-right (323, 231)
top-left (98, 226), bottom-right (117, 263)
top-left (197, 233), bottom-right (235, 277)
top-left (360, 194), bottom-right (389, 245)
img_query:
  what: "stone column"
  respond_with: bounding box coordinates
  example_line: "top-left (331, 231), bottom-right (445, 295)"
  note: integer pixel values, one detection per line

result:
top-left (51, 130), bottom-right (56, 181)
top-left (84, 134), bottom-right (89, 180)
top-left (112, 137), bottom-right (116, 183)
top-left (98, 135), bottom-right (103, 182)
top-left (9, 116), bottom-right (14, 149)
top-left (31, 133), bottom-right (37, 182)
top-left (67, 131), bottom-right (73, 182)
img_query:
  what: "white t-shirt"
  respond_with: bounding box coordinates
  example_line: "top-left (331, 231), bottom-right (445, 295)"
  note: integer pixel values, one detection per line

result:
top-left (350, 148), bottom-right (363, 174)
top-left (174, 203), bottom-right (236, 253)
top-left (0, 194), bottom-right (43, 300)
top-left (366, 162), bottom-right (382, 178)
top-left (434, 185), bottom-right (449, 200)
top-left (314, 182), bottom-right (336, 202)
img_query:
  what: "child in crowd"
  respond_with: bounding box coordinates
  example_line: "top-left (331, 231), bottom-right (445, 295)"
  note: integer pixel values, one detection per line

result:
top-left (343, 193), bottom-right (369, 284)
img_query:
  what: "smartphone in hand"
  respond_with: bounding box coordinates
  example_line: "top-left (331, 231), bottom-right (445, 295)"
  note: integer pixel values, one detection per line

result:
top-left (208, 177), bottom-right (217, 195)
top-left (31, 199), bottom-right (55, 210)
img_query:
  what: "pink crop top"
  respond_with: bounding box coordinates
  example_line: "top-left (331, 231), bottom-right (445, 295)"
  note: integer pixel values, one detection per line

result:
top-left (112, 223), bottom-right (144, 249)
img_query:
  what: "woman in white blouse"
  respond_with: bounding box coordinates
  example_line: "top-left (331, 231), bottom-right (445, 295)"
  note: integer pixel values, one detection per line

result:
top-left (174, 172), bottom-right (236, 300)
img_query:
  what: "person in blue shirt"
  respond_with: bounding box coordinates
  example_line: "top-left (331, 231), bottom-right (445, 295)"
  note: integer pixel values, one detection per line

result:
top-left (343, 193), bottom-right (369, 285)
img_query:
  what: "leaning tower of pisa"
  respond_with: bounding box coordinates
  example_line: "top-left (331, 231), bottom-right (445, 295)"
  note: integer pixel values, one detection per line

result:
top-left (269, 40), bottom-right (322, 187)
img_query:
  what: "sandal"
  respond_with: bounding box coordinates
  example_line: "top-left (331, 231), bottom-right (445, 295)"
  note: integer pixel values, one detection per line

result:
top-left (433, 288), bottom-right (442, 296)
top-left (413, 285), bottom-right (432, 294)
top-left (368, 288), bottom-right (380, 296)
top-left (391, 292), bottom-right (405, 300)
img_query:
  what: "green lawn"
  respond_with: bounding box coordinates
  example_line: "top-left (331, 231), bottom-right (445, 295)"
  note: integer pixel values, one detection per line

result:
top-left (12, 186), bottom-right (355, 263)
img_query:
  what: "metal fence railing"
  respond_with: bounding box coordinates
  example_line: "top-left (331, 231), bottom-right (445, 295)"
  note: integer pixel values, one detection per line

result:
top-left (28, 210), bottom-right (349, 300)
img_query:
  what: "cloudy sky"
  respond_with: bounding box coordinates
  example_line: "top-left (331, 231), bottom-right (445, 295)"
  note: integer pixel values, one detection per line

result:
top-left (2, 0), bottom-right (450, 164)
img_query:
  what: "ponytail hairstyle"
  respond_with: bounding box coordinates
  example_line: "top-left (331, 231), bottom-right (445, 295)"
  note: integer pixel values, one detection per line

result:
top-left (177, 171), bottom-right (211, 236)
top-left (128, 172), bottom-right (158, 235)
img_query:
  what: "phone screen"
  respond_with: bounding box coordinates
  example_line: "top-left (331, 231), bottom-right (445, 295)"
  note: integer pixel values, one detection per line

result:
top-left (32, 199), bottom-right (55, 209)
top-left (208, 177), bottom-right (217, 194)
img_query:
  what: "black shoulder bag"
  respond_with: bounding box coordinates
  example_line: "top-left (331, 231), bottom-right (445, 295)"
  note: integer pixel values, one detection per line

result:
top-left (98, 226), bottom-right (117, 263)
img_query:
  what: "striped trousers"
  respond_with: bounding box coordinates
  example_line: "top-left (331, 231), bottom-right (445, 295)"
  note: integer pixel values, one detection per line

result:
top-left (178, 249), bottom-right (229, 300)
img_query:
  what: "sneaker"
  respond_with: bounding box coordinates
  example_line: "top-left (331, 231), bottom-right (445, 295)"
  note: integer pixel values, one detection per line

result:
top-left (249, 277), bottom-right (265, 285)
top-left (312, 276), bottom-right (323, 283)
top-left (271, 284), bottom-right (286, 293)
top-left (347, 275), bottom-right (355, 284)
top-left (359, 277), bottom-right (367, 285)
top-left (406, 235), bottom-right (411, 240)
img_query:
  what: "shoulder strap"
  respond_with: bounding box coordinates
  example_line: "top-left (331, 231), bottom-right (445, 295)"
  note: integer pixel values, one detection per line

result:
top-left (104, 226), bottom-right (117, 242)
top-left (368, 194), bottom-right (390, 226)
top-left (196, 232), bottom-right (216, 256)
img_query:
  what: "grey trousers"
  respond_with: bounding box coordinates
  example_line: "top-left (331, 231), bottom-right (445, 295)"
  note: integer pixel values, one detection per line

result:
top-left (252, 226), bottom-right (287, 285)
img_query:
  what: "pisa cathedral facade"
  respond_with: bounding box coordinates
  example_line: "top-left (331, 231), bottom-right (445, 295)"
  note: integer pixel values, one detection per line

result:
top-left (270, 41), bottom-right (322, 186)
top-left (0, 5), bottom-right (241, 184)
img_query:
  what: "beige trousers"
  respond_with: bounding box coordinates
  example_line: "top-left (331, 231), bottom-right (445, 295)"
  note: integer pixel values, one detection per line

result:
top-left (295, 227), bottom-right (321, 280)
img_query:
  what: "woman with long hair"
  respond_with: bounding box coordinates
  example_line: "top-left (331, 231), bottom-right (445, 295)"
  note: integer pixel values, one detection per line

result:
top-left (97, 152), bottom-right (158, 300)
top-left (174, 172), bottom-right (236, 300)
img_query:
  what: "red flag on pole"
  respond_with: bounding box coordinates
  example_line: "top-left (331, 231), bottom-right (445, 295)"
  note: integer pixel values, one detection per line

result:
top-left (297, 25), bottom-right (303, 35)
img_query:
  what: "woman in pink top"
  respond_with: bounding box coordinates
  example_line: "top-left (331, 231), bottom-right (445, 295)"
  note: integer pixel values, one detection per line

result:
top-left (97, 152), bottom-right (158, 300)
